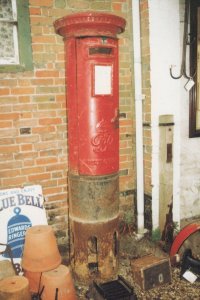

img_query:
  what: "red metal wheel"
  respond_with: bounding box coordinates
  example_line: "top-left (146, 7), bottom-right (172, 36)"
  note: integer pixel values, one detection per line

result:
top-left (170, 222), bottom-right (200, 257)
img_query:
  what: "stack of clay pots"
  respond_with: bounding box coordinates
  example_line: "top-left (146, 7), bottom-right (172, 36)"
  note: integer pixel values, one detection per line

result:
top-left (21, 225), bottom-right (77, 300)
top-left (0, 247), bottom-right (31, 300)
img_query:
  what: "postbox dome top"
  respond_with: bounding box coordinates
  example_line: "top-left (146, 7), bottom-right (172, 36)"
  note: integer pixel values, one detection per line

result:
top-left (54, 12), bottom-right (126, 38)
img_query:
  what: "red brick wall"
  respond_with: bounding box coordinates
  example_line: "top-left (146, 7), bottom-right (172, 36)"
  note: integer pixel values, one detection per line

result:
top-left (0, 0), bottom-right (135, 256)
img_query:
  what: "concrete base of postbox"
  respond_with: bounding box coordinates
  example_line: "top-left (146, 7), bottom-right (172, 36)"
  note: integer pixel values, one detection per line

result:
top-left (69, 217), bottom-right (119, 283)
top-left (131, 254), bottom-right (172, 291)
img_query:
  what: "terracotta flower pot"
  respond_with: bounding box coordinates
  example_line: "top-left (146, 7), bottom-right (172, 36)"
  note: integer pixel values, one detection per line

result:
top-left (23, 270), bottom-right (41, 293)
top-left (0, 276), bottom-right (31, 300)
top-left (0, 260), bottom-right (16, 281)
top-left (39, 264), bottom-right (77, 300)
top-left (21, 225), bottom-right (61, 272)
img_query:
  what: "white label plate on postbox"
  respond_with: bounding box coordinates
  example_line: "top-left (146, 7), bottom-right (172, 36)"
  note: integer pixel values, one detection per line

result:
top-left (94, 65), bottom-right (112, 95)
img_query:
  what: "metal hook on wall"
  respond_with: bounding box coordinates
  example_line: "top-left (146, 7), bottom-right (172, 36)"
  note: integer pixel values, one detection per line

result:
top-left (170, 65), bottom-right (186, 80)
top-left (170, 0), bottom-right (196, 81)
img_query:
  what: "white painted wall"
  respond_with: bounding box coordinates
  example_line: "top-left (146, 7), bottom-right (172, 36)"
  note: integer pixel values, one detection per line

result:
top-left (178, 1), bottom-right (200, 221)
top-left (148, 0), bottom-right (200, 228)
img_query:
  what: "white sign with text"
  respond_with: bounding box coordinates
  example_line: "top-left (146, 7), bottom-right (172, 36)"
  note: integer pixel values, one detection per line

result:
top-left (0, 185), bottom-right (47, 274)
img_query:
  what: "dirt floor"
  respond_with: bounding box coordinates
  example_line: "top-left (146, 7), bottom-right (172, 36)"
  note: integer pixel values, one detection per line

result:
top-left (75, 234), bottom-right (200, 299)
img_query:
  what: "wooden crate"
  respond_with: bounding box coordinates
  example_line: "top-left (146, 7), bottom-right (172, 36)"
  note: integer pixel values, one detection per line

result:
top-left (131, 254), bottom-right (172, 291)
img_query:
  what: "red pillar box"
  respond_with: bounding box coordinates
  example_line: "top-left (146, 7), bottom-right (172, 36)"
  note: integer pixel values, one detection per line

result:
top-left (54, 12), bottom-right (125, 176)
top-left (54, 12), bottom-right (126, 281)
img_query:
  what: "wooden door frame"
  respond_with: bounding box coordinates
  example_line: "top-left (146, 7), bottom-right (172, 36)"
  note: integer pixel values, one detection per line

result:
top-left (189, 0), bottom-right (200, 137)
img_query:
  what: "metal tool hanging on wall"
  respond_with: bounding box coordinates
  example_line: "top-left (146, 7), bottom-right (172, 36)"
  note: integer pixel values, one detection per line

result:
top-left (170, 0), bottom-right (196, 90)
